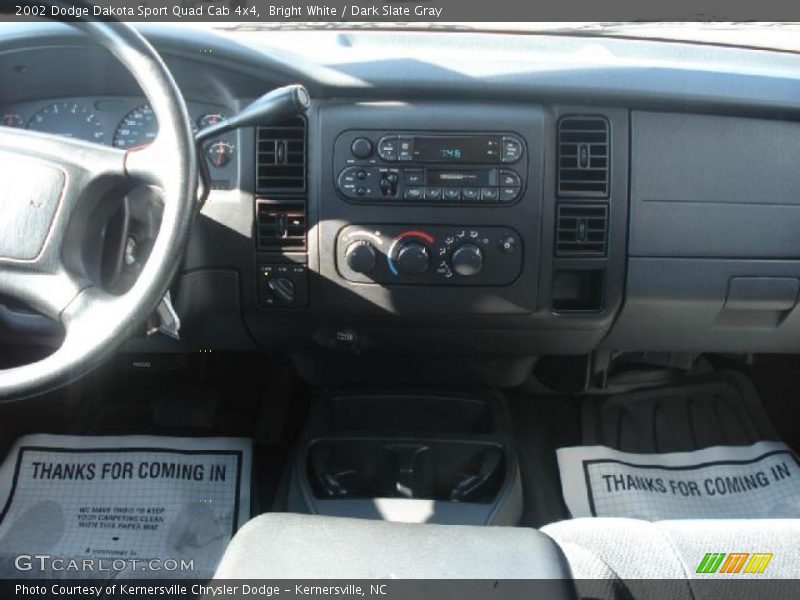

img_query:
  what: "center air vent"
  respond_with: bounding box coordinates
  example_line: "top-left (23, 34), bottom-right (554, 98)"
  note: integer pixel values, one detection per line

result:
top-left (558, 117), bottom-right (609, 198)
top-left (256, 200), bottom-right (306, 251)
top-left (556, 204), bottom-right (608, 256)
top-left (256, 116), bottom-right (306, 193)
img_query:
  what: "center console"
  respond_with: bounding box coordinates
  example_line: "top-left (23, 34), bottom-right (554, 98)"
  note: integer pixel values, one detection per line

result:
top-left (314, 103), bottom-right (547, 318)
top-left (233, 101), bottom-right (629, 375)
top-left (286, 390), bottom-right (522, 525)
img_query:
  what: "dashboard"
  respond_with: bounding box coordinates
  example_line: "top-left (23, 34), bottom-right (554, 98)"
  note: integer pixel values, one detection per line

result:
top-left (3, 23), bottom-right (800, 383)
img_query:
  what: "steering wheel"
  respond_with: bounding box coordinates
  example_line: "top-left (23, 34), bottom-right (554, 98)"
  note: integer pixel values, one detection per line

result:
top-left (0, 21), bottom-right (197, 400)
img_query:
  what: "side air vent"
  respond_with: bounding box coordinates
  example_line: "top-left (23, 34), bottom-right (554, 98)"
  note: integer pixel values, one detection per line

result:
top-left (558, 117), bottom-right (609, 198)
top-left (556, 204), bottom-right (608, 256)
top-left (256, 200), bottom-right (306, 251)
top-left (256, 116), bottom-right (306, 193)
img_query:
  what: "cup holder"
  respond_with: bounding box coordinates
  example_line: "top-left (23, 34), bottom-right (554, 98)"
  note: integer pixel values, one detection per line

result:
top-left (308, 439), bottom-right (506, 504)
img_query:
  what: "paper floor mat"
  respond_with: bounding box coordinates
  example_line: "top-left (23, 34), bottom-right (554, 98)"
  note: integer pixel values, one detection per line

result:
top-left (558, 441), bottom-right (800, 520)
top-left (0, 434), bottom-right (251, 579)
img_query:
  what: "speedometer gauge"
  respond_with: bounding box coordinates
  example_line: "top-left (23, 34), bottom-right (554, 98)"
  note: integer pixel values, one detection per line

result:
top-left (28, 101), bottom-right (105, 143)
top-left (113, 104), bottom-right (158, 149)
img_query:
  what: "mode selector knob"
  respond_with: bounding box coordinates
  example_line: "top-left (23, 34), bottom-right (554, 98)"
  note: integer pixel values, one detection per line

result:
top-left (396, 242), bottom-right (430, 275)
top-left (345, 241), bottom-right (377, 274)
top-left (451, 244), bottom-right (484, 277)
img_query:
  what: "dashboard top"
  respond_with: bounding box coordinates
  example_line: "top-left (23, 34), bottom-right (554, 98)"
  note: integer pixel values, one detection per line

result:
top-left (0, 23), bottom-right (799, 118)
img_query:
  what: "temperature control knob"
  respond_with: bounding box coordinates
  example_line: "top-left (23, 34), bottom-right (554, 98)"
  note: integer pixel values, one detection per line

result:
top-left (345, 241), bottom-right (377, 274)
top-left (396, 242), bottom-right (430, 275)
top-left (451, 244), bottom-right (483, 277)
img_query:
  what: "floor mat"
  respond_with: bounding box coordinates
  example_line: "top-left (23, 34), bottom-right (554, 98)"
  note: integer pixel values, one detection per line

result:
top-left (558, 440), bottom-right (800, 519)
top-left (0, 434), bottom-right (251, 579)
top-left (506, 390), bottom-right (579, 527)
top-left (581, 371), bottom-right (779, 452)
top-left (557, 371), bottom-right (800, 520)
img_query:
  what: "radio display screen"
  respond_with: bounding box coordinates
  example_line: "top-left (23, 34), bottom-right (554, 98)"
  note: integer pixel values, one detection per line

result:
top-left (413, 136), bottom-right (500, 163)
top-left (427, 169), bottom-right (490, 186)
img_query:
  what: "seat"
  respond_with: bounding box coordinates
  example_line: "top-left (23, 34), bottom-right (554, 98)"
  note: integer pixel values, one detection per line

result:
top-left (542, 517), bottom-right (800, 599)
top-left (213, 512), bottom-right (573, 581)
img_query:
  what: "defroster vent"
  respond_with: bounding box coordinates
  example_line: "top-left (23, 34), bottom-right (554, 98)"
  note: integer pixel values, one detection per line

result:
top-left (558, 117), bottom-right (609, 198)
top-left (556, 204), bottom-right (608, 256)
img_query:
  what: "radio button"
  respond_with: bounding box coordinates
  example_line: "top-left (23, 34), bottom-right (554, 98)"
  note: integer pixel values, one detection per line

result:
top-left (443, 187), bottom-right (462, 201)
top-left (398, 137), bottom-right (414, 161)
top-left (499, 187), bottom-right (521, 203)
top-left (499, 169), bottom-right (521, 187)
top-left (404, 169), bottom-right (424, 185)
top-left (424, 187), bottom-right (443, 201)
top-left (462, 188), bottom-right (480, 202)
top-left (377, 136), bottom-right (398, 161)
top-left (486, 139), bottom-right (501, 162)
top-left (501, 136), bottom-right (523, 164)
top-left (480, 187), bottom-right (499, 203)
top-left (404, 187), bottom-right (423, 200)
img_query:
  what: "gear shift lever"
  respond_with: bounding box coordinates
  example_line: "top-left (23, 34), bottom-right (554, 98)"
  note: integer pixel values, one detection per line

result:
top-left (195, 84), bottom-right (311, 144)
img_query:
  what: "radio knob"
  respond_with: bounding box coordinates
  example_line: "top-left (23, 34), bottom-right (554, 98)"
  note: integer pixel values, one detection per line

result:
top-left (396, 242), bottom-right (430, 275)
top-left (351, 137), bottom-right (373, 159)
top-left (345, 241), bottom-right (377, 274)
top-left (451, 244), bottom-right (483, 277)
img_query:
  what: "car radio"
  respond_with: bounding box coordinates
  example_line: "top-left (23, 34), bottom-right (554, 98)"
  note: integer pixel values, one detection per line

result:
top-left (334, 131), bottom-right (527, 206)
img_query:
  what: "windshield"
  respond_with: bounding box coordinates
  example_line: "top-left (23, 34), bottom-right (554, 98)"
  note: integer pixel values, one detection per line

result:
top-left (204, 22), bottom-right (800, 54)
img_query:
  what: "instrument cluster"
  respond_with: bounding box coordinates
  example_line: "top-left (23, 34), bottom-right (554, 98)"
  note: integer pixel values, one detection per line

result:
top-left (1, 96), bottom-right (239, 187)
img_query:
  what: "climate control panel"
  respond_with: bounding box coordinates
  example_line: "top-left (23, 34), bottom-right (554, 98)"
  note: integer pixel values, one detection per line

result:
top-left (336, 225), bottom-right (523, 286)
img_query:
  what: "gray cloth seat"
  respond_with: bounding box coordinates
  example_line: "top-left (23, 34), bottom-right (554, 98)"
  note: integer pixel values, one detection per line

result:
top-left (213, 512), bottom-right (573, 580)
top-left (542, 517), bottom-right (800, 599)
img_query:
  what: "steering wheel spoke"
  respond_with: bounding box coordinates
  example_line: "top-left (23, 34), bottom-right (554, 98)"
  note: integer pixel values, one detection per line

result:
top-left (0, 264), bottom-right (84, 322)
top-left (0, 126), bottom-right (127, 180)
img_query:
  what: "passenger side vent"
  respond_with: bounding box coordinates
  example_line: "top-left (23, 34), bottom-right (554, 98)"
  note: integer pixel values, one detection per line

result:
top-left (556, 204), bottom-right (608, 256)
top-left (256, 200), bottom-right (306, 251)
top-left (558, 117), bottom-right (609, 198)
top-left (256, 116), bottom-right (306, 193)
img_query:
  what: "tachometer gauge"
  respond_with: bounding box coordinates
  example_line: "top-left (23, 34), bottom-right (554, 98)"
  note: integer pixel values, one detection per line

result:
top-left (207, 140), bottom-right (235, 168)
top-left (113, 104), bottom-right (158, 149)
top-left (197, 112), bottom-right (227, 130)
top-left (1, 113), bottom-right (23, 128)
top-left (27, 101), bottom-right (105, 143)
